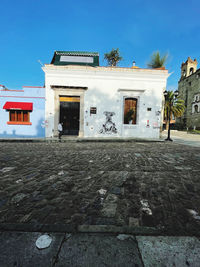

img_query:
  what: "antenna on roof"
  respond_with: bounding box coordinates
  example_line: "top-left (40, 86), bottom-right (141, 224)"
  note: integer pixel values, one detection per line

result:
top-left (0, 84), bottom-right (8, 90)
top-left (38, 60), bottom-right (44, 66)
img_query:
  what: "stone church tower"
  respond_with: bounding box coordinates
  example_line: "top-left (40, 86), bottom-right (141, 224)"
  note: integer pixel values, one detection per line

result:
top-left (178, 57), bottom-right (200, 129)
top-left (180, 57), bottom-right (198, 79)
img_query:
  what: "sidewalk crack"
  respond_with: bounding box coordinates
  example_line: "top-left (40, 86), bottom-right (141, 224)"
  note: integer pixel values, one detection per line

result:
top-left (135, 237), bottom-right (145, 267)
top-left (52, 233), bottom-right (66, 267)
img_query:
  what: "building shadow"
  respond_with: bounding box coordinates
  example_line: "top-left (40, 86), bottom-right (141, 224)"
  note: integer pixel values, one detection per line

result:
top-left (0, 118), bottom-right (45, 138)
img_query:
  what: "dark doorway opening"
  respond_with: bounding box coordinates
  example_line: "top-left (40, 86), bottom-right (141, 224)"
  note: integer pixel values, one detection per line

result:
top-left (59, 96), bottom-right (80, 135)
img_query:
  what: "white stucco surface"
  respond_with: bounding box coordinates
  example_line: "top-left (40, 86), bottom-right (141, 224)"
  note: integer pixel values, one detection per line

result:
top-left (43, 65), bottom-right (169, 139)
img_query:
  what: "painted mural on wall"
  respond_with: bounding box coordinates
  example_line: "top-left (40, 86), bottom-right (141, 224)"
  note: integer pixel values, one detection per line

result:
top-left (99, 111), bottom-right (117, 134)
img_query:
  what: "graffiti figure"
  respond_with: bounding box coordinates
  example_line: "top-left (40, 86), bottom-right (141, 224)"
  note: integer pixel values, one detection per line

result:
top-left (99, 111), bottom-right (117, 134)
top-left (41, 120), bottom-right (49, 128)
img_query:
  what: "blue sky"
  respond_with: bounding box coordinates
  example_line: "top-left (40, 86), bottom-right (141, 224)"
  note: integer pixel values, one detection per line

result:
top-left (1, 0), bottom-right (200, 90)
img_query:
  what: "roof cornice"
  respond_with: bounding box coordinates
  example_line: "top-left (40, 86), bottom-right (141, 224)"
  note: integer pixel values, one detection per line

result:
top-left (43, 64), bottom-right (168, 74)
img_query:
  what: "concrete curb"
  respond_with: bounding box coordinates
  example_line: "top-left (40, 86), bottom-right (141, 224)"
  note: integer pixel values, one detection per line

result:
top-left (0, 139), bottom-right (46, 142)
top-left (0, 223), bottom-right (200, 236)
top-left (78, 225), bottom-right (161, 235)
top-left (76, 138), bottom-right (164, 143)
top-left (0, 138), bottom-right (164, 143)
top-left (0, 223), bottom-right (76, 233)
top-left (77, 225), bottom-right (200, 236)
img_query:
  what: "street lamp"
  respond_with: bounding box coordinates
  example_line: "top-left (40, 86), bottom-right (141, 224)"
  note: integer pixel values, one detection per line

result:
top-left (164, 90), bottom-right (179, 141)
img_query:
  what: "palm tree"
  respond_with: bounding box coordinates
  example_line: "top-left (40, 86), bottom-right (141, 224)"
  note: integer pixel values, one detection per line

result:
top-left (104, 48), bottom-right (123, 66)
top-left (147, 51), bottom-right (168, 68)
top-left (164, 90), bottom-right (185, 140)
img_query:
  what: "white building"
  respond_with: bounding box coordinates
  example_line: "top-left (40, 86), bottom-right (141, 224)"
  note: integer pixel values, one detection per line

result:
top-left (43, 51), bottom-right (169, 139)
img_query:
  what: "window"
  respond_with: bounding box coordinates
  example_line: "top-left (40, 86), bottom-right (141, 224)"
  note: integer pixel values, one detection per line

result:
top-left (8, 110), bottom-right (31, 124)
top-left (3, 102), bottom-right (33, 125)
top-left (194, 105), bottom-right (198, 113)
top-left (124, 98), bottom-right (137, 124)
top-left (90, 107), bottom-right (97, 115)
top-left (182, 70), bottom-right (186, 77)
top-left (189, 67), bottom-right (194, 75)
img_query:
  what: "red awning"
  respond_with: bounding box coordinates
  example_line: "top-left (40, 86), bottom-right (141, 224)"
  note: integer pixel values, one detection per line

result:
top-left (3, 102), bottom-right (33, 111)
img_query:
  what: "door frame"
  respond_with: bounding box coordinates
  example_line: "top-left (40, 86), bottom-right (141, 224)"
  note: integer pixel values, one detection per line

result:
top-left (53, 87), bottom-right (86, 137)
top-left (59, 96), bottom-right (80, 135)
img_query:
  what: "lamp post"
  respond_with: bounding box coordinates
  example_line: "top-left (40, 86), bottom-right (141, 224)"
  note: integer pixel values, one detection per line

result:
top-left (164, 90), bottom-right (179, 141)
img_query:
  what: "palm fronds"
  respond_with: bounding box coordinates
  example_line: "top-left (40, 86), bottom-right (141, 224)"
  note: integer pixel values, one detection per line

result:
top-left (148, 51), bottom-right (168, 68)
top-left (164, 91), bottom-right (185, 121)
top-left (104, 48), bottom-right (123, 66)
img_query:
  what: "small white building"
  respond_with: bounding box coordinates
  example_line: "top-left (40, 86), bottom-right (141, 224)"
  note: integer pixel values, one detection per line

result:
top-left (43, 51), bottom-right (169, 139)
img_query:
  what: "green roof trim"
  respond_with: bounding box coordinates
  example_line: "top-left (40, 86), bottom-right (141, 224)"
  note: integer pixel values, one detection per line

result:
top-left (55, 51), bottom-right (99, 56)
top-left (51, 51), bottom-right (99, 66)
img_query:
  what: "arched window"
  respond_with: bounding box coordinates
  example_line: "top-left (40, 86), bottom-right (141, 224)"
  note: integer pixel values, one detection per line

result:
top-left (124, 98), bottom-right (137, 124)
top-left (182, 70), bottom-right (186, 77)
top-left (190, 67), bottom-right (194, 75)
top-left (194, 105), bottom-right (198, 113)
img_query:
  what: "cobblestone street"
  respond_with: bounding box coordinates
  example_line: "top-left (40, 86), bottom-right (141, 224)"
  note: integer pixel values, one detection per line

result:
top-left (0, 141), bottom-right (200, 235)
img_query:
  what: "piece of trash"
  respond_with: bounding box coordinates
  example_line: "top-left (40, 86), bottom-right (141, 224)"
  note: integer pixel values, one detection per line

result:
top-left (58, 170), bottom-right (64, 176)
top-left (187, 209), bottom-right (200, 220)
top-left (98, 189), bottom-right (107, 195)
top-left (85, 176), bottom-right (92, 180)
top-left (134, 153), bottom-right (141, 158)
top-left (49, 175), bottom-right (57, 180)
top-left (89, 160), bottom-right (93, 163)
top-left (16, 179), bottom-right (22, 184)
top-left (36, 234), bottom-right (52, 249)
top-left (117, 234), bottom-right (133, 241)
top-left (188, 209), bottom-right (198, 216)
top-left (140, 199), bottom-right (152, 215)
top-left (1, 167), bottom-right (15, 173)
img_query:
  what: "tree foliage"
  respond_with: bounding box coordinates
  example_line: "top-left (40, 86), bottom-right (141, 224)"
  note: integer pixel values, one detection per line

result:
top-left (104, 48), bottom-right (123, 66)
top-left (164, 90), bottom-right (185, 125)
top-left (147, 51), bottom-right (168, 68)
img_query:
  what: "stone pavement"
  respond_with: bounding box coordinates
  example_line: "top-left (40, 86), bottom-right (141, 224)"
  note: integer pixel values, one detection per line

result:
top-left (0, 141), bottom-right (200, 235)
top-left (1, 232), bottom-right (200, 267)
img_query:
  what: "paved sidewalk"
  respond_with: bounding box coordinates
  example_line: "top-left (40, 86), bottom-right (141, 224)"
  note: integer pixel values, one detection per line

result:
top-left (1, 232), bottom-right (200, 267)
top-left (0, 141), bottom-right (200, 235)
top-left (162, 130), bottom-right (200, 147)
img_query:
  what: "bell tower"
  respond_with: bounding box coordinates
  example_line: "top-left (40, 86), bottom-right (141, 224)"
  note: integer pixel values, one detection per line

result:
top-left (181, 57), bottom-right (197, 79)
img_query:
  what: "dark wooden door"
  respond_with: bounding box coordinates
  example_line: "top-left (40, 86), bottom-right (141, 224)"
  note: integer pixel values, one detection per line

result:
top-left (60, 100), bottom-right (80, 135)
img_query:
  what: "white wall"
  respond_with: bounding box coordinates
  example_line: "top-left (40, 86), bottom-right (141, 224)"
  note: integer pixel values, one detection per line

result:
top-left (43, 65), bottom-right (169, 139)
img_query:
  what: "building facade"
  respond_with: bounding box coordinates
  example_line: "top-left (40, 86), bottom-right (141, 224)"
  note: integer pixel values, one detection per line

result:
top-left (43, 51), bottom-right (169, 139)
top-left (0, 85), bottom-right (45, 138)
top-left (177, 57), bottom-right (200, 129)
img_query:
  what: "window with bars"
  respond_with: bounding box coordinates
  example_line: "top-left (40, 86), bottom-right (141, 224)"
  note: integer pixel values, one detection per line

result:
top-left (124, 98), bottom-right (137, 124)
